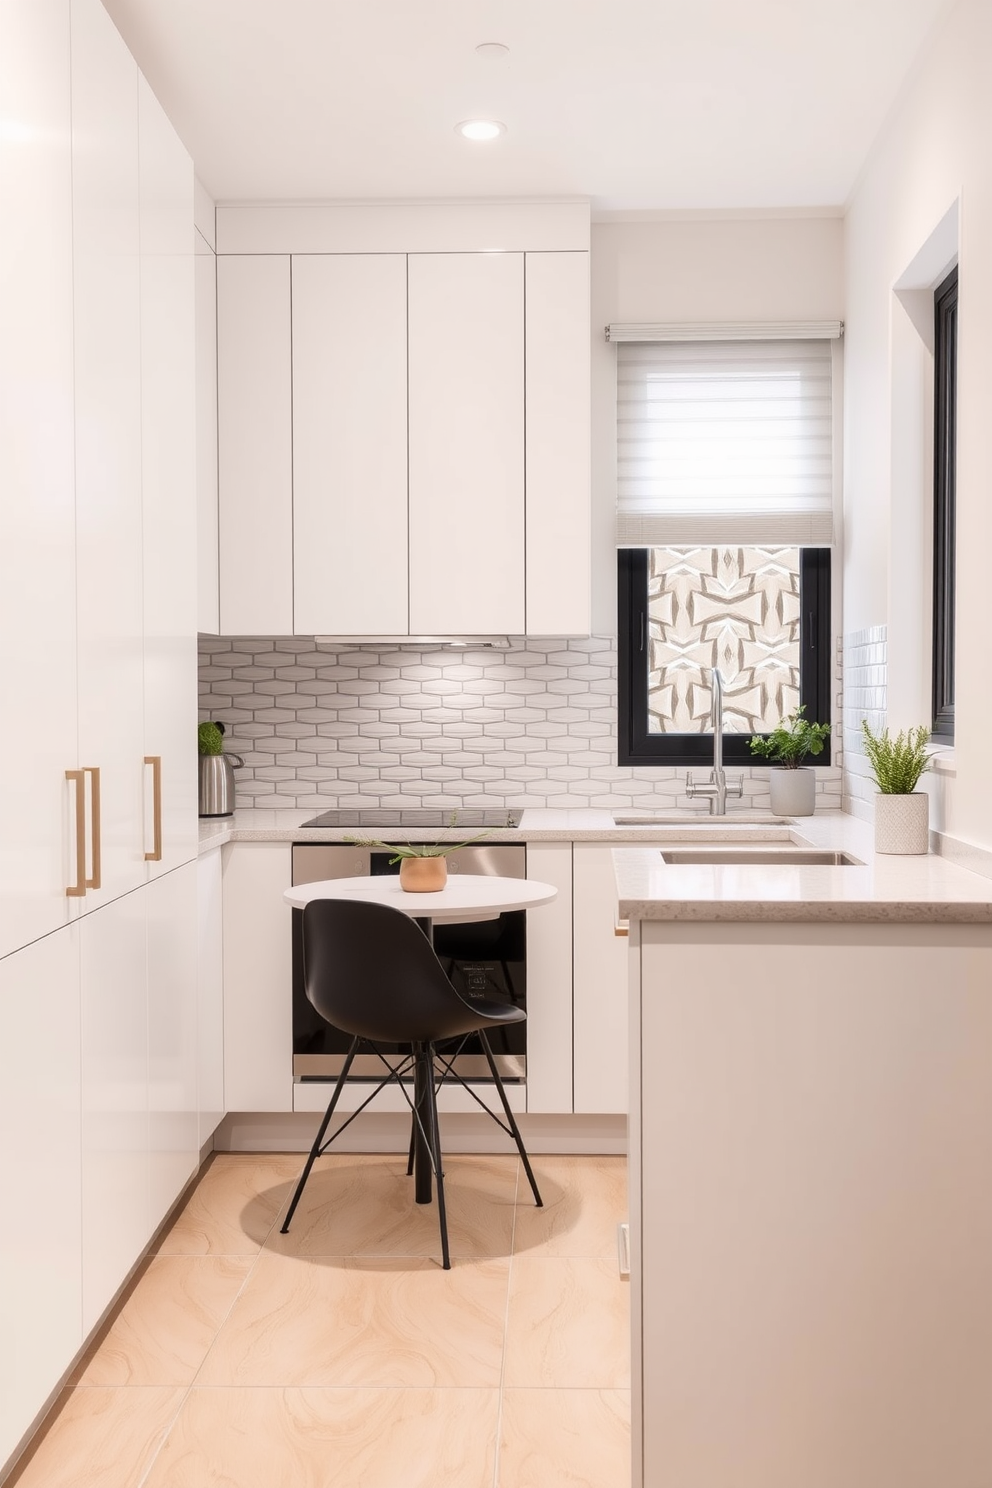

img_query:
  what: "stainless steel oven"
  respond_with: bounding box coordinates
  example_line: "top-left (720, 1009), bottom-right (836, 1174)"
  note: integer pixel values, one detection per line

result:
top-left (290, 840), bottom-right (528, 1083)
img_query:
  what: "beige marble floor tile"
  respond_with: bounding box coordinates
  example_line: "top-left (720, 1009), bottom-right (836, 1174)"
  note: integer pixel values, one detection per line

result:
top-left (143, 1386), bottom-right (499, 1488)
top-left (498, 1388), bottom-right (631, 1488)
top-left (5, 1387), bottom-right (184, 1488)
top-left (155, 1153), bottom-right (303, 1256)
top-left (268, 1152), bottom-right (519, 1259)
top-left (71, 1255), bottom-right (254, 1386)
top-left (197, 1252), bottom-right (511, 1387)
top-left (503, 1257), bottom-right (630, 1389)
top-left (512, 1156), bottom-right (627, 1258)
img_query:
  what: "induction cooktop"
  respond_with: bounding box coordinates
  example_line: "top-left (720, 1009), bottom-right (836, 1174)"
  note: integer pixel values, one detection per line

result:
top-left (297, 808), bottom-right (521, 830)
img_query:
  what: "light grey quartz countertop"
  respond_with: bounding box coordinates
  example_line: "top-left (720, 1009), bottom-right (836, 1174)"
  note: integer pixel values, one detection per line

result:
top-left (199, 806), bottom-right (992, 921)
top-left (612, 811), bottom-right (992, 923)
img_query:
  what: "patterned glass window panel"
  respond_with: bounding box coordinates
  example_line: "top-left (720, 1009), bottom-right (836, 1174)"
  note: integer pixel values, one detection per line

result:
top-left (647, 546), bottom-right (800, 734)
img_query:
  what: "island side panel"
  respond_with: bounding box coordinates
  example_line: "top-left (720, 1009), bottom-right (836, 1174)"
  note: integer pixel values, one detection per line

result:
top-left (636, 920), bottom-right (992, 1488)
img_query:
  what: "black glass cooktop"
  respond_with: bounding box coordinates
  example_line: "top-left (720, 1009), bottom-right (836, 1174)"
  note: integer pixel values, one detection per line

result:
top-left (298, 808), bottom-right (520, 830)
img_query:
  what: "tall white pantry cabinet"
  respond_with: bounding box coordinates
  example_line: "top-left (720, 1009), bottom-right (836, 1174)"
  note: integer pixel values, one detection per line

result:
top-left (0, 0), bottom-right (201, 1468)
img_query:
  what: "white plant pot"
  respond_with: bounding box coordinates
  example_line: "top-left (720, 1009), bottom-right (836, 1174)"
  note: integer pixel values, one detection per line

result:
top-left (768, 767), bottom-right (816, 817)
top-left (874, 792), bottom-right (930, 854)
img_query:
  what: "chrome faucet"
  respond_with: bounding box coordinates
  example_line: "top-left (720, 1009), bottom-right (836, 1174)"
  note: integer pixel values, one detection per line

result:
top-left (686, 667), bottom-right (744, 816)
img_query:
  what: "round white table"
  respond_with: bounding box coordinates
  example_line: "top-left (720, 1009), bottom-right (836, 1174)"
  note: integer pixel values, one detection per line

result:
top-left (284, 873), bottom-right (558, 1203)
top-left (283, 873), bottom-right (558, 921)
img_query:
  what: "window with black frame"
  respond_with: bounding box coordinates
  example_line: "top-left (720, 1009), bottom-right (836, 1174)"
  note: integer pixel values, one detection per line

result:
top-left (932, 265), bottom-right (957, 741)
top-left (611, 333), bottom-right (836, 767)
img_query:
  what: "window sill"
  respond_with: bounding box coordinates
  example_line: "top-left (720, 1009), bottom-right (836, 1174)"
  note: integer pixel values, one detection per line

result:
top-left (930, 747), bottom-right (956, 776)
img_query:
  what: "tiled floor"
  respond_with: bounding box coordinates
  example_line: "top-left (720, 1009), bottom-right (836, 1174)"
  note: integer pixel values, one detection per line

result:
top-left (9, 1151), bottom-right (630, 1487)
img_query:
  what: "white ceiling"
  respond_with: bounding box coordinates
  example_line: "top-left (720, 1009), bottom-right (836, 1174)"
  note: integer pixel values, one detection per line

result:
top-left (102, 0), bottom-right (952, 212)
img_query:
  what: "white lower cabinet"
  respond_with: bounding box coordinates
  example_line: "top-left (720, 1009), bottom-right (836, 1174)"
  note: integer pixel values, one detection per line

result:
top-left (523, 843), bottom-right (574, 1113)
top-left (222, 843), bottom-right (294, 1112)
top-left (572, 844), bottom-right (629, 1113)
top-left (146, 864), bottom-right (199, 1226)
top-left (79, 888), bottom-right (149, 1334)
top-left (197, 850), bottom-right (226, 1146)
top-left (0, 928), bottom-right (82, 1467)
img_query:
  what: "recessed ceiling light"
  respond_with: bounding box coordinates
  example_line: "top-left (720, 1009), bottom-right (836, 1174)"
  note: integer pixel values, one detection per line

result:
top-left (475, 42), bottom-right (509, 60)
top-left (455, 119), bottom-right (506, 142)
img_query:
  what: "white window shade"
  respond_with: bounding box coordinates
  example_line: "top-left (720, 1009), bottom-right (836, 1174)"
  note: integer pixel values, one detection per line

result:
top-left (616, 338), bottom-right (835, 546)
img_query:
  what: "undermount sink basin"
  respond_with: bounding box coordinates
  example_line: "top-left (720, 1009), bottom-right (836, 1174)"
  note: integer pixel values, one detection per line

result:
top-left (660, 849), bottom-right (862, 867)
top-left (613, 813), bottom-right (790, 827)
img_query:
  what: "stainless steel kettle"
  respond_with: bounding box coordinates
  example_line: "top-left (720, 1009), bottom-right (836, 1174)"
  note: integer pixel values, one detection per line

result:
top-left (198, 752), bottom-right (245, 817)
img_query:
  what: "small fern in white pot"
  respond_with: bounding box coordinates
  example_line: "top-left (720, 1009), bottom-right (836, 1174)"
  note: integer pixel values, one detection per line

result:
top-left (861, 721), bottom-right (934, 854)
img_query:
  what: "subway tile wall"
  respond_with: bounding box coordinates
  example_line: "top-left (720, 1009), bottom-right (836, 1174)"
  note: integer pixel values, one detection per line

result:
top-left (199, 635), bottom-right (844, 813)
top-left (841, 625), bottom-right (886, 819)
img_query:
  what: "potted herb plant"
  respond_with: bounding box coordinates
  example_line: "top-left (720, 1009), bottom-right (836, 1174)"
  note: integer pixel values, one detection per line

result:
top-left (860, 721), bottom-right (934, 853)
top-left (748, 705), bottom-right (831, 817)
top-left (344, 830), bottom-right (494, 892)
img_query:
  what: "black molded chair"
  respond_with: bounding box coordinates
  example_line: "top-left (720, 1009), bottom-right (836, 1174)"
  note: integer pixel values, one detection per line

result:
top-left (280, 898), bottom-right (543, 1268)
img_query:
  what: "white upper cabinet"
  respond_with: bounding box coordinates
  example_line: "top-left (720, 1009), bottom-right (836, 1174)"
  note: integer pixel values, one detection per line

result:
top-left (525, 252), bottom-right (591, 636)
top-left (214, 207), bottom-right (591, 639)
top-left (0, 0), bottom-right (78, 959)
top-left (138, 75), bottom-right (198, 877)
top-left (408, 252), bottom-right (526, 634)
top-left (217, 254), bottom-right (294, 634)
top-left (196, 224), bottom-right (220, 634)
top-left (293, 253), bottom-right (408, 635)
top-left (70, 0), bottom-right (145, 908)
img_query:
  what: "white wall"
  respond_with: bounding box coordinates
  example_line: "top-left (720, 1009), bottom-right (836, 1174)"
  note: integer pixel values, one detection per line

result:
top-left (589, 214), bottom-right (845, 631)
top-left (843, 0), bottom-right (992, 848)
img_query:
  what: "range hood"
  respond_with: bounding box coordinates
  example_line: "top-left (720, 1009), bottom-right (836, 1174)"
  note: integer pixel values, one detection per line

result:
top-left (314, 635), bottom-right (513, 649)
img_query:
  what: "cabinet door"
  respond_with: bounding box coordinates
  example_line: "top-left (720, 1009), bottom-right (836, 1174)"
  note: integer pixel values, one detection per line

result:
top-left (146, 864), bottom-right (199, 1222)
top-left (196, 230), bottom-right (219, 634)
top-left (0, 0), bottom-right (78, 959)
top-left (71, 0), bottom-right (145, 908)
top-left (408, 253), bottom-right (525, 634)
top-left (525, 251), bottom-right (591, 636)
top-left (138, 75), bottom-right (198, 876)
top-left (79, 888), bottom-right (149, 1333)
top-left (523, 843), bottom-right (575, 1113)
top-left (572, 844), bottom-right (629, 1114)
top-left (197, 850), bottom-right (225, 1146)
top-left (0, 926), bottom-right (82, 1466)
top-left (222, 843), bottom-right (293, 1112)
top-left (293, 253), bottom-right (409, 635)
top-left (217, 254), bottom-right (293, 634)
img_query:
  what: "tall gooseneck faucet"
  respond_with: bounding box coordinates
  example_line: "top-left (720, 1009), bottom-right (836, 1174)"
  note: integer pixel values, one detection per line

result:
top-left (686, 667), bottom-right (744, 816)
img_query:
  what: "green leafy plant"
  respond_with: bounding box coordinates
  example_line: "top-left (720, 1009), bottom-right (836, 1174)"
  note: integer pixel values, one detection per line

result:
top-left (860, 720), bottom-right (934, 793)
top-left (748, 705), bottom-right (831, 770)
top-left (345, 821), bottom-right (493, 862)
top-left (198, 720), bottom-right (225, 756)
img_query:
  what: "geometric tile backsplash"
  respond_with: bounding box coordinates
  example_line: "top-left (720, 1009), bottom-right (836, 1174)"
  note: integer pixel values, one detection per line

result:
top-left (199, 634), bottom-right (843, 813)
top-left (841, 624), bottom-right (887, 817)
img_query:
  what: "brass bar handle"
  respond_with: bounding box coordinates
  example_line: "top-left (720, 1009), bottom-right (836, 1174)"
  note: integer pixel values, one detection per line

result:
top-left (614, 920), bottom-right (629, 938)
top-left (84, 766), bottom-right (101, 890)
top-left (144, 755), bottom-right (162, 861)
top-left (65, 770), bottom-right (86, 897)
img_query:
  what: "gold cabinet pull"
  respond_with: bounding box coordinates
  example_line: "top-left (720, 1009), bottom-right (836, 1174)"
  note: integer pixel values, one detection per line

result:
top-left (144, 755), bottom-right (162, 861)
top-left (65, 770), bottom-right (86, 897)
top-left (84, 766), bottom-right (101, 889)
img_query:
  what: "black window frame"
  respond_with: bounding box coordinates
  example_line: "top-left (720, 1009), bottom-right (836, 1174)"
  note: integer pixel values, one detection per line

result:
top-left (932, 265), bottom-right (957, 741)
top-left (617, 547), bottom-right (832, 768)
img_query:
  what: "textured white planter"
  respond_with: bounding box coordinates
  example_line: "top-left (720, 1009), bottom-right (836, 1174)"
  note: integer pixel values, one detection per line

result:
top-left (874, 792), bottom-right (930, 854)
top-left (769, 767), bottom-right (816, 817)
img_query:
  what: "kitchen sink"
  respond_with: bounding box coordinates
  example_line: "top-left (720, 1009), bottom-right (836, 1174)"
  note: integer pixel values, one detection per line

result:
top-left (660, 848), bottom-right (862, 867)
top-left (612, 813), bottom-right (791, 827)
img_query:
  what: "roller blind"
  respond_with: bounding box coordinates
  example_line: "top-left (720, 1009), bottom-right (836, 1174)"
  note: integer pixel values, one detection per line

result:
top-left (616, 338), bottom-right (835, 546)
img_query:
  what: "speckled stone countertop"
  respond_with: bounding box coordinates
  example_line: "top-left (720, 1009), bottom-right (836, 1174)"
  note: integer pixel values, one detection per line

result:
top-left (199, 806), bottom-right (992, 922)
top-left (612, 811), bottom-right (992, 923)
top-left (197, 805), bottom-right (808, 850)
